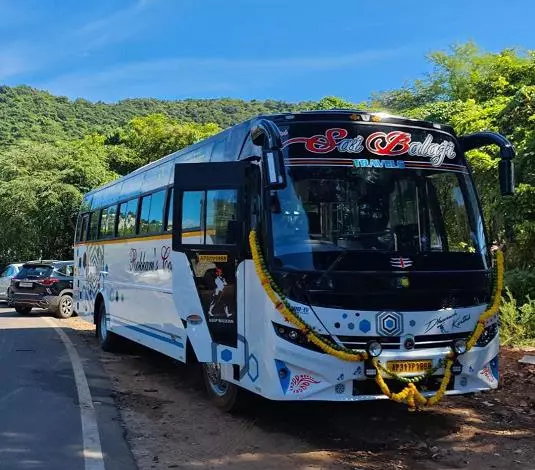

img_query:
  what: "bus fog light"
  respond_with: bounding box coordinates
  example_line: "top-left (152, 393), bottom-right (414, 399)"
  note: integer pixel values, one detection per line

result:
top-left (288, 330), bottom-right (299, 340)
top-left (278, 367), bottom-right (289, 379)
top-left (453, 339), bottom-right (467, 355)
top-left (367, 341), bottom-right (383, 357)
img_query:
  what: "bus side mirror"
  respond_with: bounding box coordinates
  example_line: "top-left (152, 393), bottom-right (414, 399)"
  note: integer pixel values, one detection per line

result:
top-left (499, 159), bottom-right (514, 196)
top-left (460, 131), bottom-right (515, 196)
top-left (251, 119), bottom-right (287, 190)
top-left (262, 149), bottom-right (286, 189)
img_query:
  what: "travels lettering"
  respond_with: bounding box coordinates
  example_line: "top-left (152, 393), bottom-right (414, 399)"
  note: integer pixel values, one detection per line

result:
top-left (283, 128), bottom-right (457, 167)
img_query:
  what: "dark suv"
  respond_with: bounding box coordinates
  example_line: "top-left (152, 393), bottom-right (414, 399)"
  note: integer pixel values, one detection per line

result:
top-left (11, 260), bottom-right (75, 318)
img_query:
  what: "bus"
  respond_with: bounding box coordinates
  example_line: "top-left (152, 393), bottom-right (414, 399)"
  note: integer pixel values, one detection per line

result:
top-left (73, 110), bottom-right (514, 410)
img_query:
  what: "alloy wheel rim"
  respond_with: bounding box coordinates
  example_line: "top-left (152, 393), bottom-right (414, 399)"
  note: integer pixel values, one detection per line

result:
top-left (205, 363), bottom-right (229, 396)
top-left (61, 297), bottom-right (73, 316)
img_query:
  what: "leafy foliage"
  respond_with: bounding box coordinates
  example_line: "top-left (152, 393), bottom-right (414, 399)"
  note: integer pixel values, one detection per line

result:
top-left (500, 289), bottom-right (535, 346)
top-left (0, 44), bottom-right (534, 329)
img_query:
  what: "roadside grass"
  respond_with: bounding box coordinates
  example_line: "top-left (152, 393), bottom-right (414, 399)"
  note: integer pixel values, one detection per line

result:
top-left (500, 289), bottom-right (535, 347)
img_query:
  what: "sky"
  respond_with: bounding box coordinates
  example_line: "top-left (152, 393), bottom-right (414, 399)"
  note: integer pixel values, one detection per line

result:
top-left (0, 0), bottom-right (533, 104)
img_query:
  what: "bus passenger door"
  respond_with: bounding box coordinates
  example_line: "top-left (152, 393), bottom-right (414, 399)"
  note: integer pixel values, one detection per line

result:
top-left (172, 161), bottom-right (249, 365)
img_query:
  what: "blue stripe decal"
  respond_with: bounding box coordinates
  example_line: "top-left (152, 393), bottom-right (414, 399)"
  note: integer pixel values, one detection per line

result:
top-left (112, 318), bottom-right (184, 349)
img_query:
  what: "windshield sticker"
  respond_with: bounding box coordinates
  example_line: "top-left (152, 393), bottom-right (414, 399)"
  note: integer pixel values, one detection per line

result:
top-left (283, 128), bottom-right (457, 167)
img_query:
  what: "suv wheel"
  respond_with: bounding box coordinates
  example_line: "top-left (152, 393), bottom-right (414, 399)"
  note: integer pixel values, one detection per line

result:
top-left (56, 294), bottom-right (74, 319)
top-left (15, 305), bottom-right (32, 315)
top-left (7, 289), bottom-right (14, 307)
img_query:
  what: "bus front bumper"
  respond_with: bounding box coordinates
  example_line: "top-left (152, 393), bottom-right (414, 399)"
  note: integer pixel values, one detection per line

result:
top-left (253, 335), bottom-right (500, 402)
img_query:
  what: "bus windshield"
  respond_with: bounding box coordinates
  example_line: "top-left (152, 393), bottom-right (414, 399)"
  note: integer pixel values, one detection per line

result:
top-left (270, 166), bottom-right (487, 271)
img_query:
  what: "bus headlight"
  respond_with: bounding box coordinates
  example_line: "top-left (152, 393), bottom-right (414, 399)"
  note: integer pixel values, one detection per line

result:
top-left (452, 339), bottom-right (467, 355)
top-left (367, 340), bottom-right (383, 357)
top-left (273, 323), bottom-right (325, 353)
top-left (475, 322), bottom-right (499, 348)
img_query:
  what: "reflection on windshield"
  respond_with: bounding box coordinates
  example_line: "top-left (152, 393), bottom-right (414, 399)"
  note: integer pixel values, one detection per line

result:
top-left (270, 166), bottom-right (486, 270)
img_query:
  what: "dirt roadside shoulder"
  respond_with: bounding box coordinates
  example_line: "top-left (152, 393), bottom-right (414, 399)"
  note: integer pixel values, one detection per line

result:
top-left (64, 317), bottom-right (535, 470)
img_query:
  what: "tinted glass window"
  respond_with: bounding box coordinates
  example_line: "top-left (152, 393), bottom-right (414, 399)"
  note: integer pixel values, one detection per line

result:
top-left (17, 266), bottom-right (53, 279)
top-left (165, 188), bottom-right (174, 231)
top-left (118, 199), bottom-right (138, 236)
top-left (1, 267), bottom-right (13, 277)
top-left (206, 190), bottom-right (238, 244)
top-left (75, 216), bottom-right (83, 242)
top-left (99, 206), bottom-right (117, 239)
top-left (140, 190), bottom-right (165, 234)
top-left (55, 265), bottom-right (74, 277)
top-left (89, 211), bottom-right (100, 240)
top-left (81, 214), bottom-right (89, 242)
top-left (182, 191), bottom-right (204, 244)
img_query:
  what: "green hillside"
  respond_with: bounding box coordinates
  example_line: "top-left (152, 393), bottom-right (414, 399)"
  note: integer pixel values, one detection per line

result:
top-left (0, 85), bottom-right (308, 145)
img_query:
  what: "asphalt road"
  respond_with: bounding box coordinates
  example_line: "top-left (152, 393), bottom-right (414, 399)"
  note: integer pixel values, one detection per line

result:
top-left (0, 305), bottom-right (137, 470)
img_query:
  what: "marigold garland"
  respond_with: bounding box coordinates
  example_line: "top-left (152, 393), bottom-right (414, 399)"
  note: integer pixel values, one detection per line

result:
top-left (250, 229), bottom-right (504, 410)
top-left (250, 230), bottom-right (368, 362)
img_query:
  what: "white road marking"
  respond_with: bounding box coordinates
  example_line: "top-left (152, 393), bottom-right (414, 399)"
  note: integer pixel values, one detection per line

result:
top-left (44, 317), bottom-right (105, 470)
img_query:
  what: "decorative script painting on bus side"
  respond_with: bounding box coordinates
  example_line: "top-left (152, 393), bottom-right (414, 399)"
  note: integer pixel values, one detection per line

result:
top-left (282, 128), bottom-right (458, 167)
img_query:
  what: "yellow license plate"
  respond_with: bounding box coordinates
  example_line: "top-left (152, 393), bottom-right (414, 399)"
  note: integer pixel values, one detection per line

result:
top-left (386, 360), bottom-right (433, 374)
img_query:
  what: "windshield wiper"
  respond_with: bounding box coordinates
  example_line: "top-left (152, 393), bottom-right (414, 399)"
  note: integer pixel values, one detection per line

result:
top-left (314, 248), bottom-right (350, 288)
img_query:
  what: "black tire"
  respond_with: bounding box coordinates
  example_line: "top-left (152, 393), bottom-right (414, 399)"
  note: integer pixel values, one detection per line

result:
top-left (95, 302), bottom-right (120, 352)
top-left (7, 289), bottom-right (14, 307)
top-left (202, 363), bottom-right (245, 412)
top-left (56, 294), bottom-right (74, 319)
top-left (15, 305), bottom-right (32, 315)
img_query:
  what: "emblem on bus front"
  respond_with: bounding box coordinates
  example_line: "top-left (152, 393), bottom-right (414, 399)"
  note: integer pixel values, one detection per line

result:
top-left (390, 257), bottom-right (413, 269)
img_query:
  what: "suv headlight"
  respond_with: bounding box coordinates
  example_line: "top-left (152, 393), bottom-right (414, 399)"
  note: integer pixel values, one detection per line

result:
top-left (476, 322), bottom-right (499, 347)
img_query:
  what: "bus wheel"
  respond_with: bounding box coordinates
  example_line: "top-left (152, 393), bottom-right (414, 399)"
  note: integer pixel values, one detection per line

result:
top-left (96, 302), bottom-right (120, 352)
top-left (202, 362), bottom-right (241, 412)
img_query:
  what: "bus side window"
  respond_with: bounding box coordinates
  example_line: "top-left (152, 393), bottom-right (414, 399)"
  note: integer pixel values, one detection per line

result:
top-left (139, 194), bottom-right (152, 234)
top-left (76, 213), bottom-right (90, 242)
top-left (99, 206), bottom-right (117, 239)
top-left (147, 190), bottom-right (166, 233)
top-left (88, 210), bottom-right (100, 241)
top-left (119, 199), bottom-right (138, 237)
top-left (75, 215), bottom-right (83, 242)
top-left (164, 188), bottom-right (174, 232)
top-left (181, 191), bottom-right (204, 244)
top-left (206, 189), bottom-right (238, 245)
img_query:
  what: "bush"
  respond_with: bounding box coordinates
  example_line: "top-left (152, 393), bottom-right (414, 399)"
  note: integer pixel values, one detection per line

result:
top-left (504, 268), bottom-right (535, 302)
top-left (499, 289), bottom-right (535, 346)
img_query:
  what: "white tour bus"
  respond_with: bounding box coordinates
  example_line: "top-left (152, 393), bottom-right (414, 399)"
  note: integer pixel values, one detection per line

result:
top-left (74, 110), bottom-right (514, 410)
